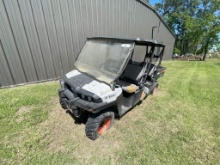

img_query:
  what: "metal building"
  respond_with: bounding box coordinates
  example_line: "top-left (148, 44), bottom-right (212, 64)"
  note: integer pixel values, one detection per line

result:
top-left (0, 0), bottom-right (175, 87)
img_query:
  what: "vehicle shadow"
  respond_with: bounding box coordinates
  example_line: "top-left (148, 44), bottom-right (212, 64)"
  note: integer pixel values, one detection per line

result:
top-left (66, 110), bottom-right (88, 125)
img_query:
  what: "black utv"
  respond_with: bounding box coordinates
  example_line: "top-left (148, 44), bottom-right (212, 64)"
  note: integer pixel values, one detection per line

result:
top-left (59, 37), bottom-right (166, 140)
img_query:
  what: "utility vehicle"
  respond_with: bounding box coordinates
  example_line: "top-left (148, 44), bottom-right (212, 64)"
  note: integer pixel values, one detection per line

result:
top-left (59, 37), bottom-right (166, 140)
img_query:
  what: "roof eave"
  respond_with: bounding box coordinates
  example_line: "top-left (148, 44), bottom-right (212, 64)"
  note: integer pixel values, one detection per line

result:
top-left (88, 37), bottom-right (165, 47)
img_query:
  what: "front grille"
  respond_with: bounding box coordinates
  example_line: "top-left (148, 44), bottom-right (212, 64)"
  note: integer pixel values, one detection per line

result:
top-left (64, 83), bottom-right (96, 103)
top-left (75, 92), bottom-right (92, 102)
top-left (65, 83), bottom-right (73, 92)
top-left (65, 83), bottom-right (91, 102)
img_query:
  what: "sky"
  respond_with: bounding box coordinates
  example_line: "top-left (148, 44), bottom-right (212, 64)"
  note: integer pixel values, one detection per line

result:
top-left (149, 0), bottom-right (160, 6)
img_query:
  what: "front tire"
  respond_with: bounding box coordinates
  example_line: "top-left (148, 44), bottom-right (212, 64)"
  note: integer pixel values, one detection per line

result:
top-left (85, 110), bottom-right (115, 140)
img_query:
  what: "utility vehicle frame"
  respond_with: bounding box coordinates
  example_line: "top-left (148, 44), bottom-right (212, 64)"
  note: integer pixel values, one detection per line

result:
top-left (59, 37), bottom-right (166, 140)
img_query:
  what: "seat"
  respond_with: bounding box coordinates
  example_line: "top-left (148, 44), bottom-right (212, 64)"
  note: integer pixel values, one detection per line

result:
top-left (119, 61), bottom-right (147, 93)
top-left (145, 63), bottom-right (157, 82)
top-left (121, 61), bottom-right (147, 85)
top-left (147, 63), bottom-right (156, 76)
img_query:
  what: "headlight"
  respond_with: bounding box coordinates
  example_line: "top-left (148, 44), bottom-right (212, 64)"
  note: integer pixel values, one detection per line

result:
top-left (60, 79), bottom-right (65, 89)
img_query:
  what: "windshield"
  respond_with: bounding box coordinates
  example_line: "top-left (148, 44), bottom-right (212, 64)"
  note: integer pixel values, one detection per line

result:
top-left (75, 39), bottom-right (134, 84)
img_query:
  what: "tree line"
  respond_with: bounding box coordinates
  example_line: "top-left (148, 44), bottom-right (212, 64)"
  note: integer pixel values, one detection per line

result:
top-left (154, 0), bottom-right (220, 60)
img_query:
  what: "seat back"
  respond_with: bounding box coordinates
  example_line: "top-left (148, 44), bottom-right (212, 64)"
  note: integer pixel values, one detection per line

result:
top-left (147, 63), bottom-right (156, 76)
top-left (121, 62), bottom-right (147, 84)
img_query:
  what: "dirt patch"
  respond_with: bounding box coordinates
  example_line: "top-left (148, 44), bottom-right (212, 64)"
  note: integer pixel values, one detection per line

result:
top-left (15, 106), bottom-right (35, 123)
top-left (36, 98), bottom-right (123, 164)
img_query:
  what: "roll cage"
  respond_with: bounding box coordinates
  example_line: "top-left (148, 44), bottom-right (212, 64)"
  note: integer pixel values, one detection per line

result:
top-left (88, 37), bottom-right (165, 86)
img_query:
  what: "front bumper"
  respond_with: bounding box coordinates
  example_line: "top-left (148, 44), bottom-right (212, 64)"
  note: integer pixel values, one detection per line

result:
top-left (59, 89), bottom-right (114, 113)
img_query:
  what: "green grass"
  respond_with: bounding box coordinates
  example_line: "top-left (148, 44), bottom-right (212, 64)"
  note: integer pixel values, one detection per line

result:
top-left (0, 60), bottom-right (220, 164)
top-left (0, 82), bottom-right (63, 164)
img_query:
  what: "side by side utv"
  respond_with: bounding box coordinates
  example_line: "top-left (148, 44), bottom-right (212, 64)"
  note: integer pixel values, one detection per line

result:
top-left (59, 37), bottom-right (166, 140)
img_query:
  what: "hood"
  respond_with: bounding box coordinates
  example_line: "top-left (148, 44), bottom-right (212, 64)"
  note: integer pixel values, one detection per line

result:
top-left (63, 70), bottom-right (122, 103)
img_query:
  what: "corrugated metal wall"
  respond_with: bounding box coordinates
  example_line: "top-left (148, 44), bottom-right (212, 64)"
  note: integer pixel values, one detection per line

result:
top-left (0, 0), bottom-right (175, 87)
